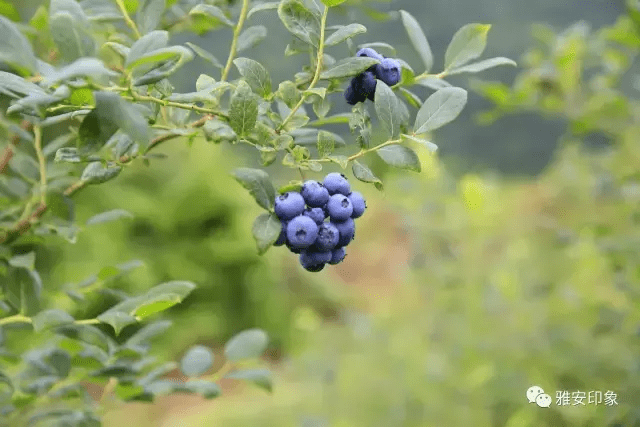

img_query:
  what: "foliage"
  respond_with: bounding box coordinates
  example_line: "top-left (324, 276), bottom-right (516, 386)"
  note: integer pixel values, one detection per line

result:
top-left (0, 0), bottom-right (514, 424)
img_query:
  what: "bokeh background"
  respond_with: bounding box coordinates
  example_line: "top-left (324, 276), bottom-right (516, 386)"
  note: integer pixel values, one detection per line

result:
top-left (9, 0), bottom-right (640, 425)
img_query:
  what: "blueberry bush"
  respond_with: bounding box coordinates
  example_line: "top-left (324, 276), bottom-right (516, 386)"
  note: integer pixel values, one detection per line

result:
top-left (0, 0), bottom-right (515, 424)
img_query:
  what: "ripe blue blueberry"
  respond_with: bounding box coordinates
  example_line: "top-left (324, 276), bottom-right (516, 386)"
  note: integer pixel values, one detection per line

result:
top-left (323, 172), bottom-right (351, 196)
top-left (357, 71), bottom-right (378, 101)
top-left (301, 261), bottom-right (325, 272)
top-left (314, 222), bottom-right (340, 251)
top-left (301, 180), bottom-right (330, 207)
top-left (356, 47), bottom-right (384, 61)
top-left (345, 83), bottom-right (364, 105)
top-left (327, 194), bottom-right (353, 221)
top-left (286, 241), bottom-right (302, 254)
top-left (300, 249), bottom-right (332, 267)
top-left (303, 207), bottom-right (326, 225)
top-left (348, 191), bottom-right (366, 218)
top-left (274, 220), bottom-right (287, 246)
top-left (274, 192), bottom-right (305, 220)
top-left (329, 247), bottom-right (346, 265)
top-left (286, 215), bottom-right (319, 249)
top-left (333, 218), bottom-right (355, 247)
top-left (376, 58), bottom-right (401, 86)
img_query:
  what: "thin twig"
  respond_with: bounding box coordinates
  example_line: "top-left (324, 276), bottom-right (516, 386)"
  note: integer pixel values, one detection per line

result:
top-left (33, 126), bottom-right (47, 206)
top-left (220, 0), bottom-right (250, 82)
top-left (0, 121), bottom-right (33, 175)
top-left (278, 5), bottom-right (329, 132)
top-left (115, 0), bottom-right (141, 39)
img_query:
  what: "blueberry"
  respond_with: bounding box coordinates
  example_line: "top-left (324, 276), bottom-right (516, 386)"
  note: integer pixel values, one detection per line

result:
top-left (301, 180), bottom-right (330, 207)
top-left (356, 47), bottom-right (384, 61)
top-left (348, 191), bottom-right (366, 218)
top-left (300, 249), bottom-right (332, 266)
top-left (323, 172), bottom-right (351, 196)
top-left (314, 222), bottom-right (340, 251)
top-left (376, 58), bottom-right (401, 86)
top-left (345, 79), bottom-right (365, 105)
top-left (286, 215), bottom-right (319, 249)
top-left (274, 220), bottom-right (287, 246)
top-left (274, 192), bottom-right (305, 220)
top-left (332, 218), bottom-right (355, 247)
top-left (329, 247), bottom-right (346, 265)
top-left (355, 71), bottom-right (377, 101)
top-left (303, 207), bottom-right (326, 225)
top-left (327, 194), bottom-right (353, 221)
top-left (286, 241), bottom-right (302, 254)
top-left (302, 262), bottom-right (325, 272)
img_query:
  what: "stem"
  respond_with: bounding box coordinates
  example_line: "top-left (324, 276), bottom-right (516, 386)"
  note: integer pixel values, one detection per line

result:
top-left (0, 121), bottom-right (32, 175)
top-left (33, 126), bottom-right (47, 206)
top-left (220, 0), bottom-right (250, 82)
top-left (0, 314), bottom-right (32, 326)
top-left (0, 314), bottom-right (99, 326)
top-left (127, 92), bottom-right (228, 119)
top-left (115, 0), bottom-right (141, 39)
top-left (347, 138), bottom-right (402, 162)
top-left (278, 5), bottom-right (329, 132)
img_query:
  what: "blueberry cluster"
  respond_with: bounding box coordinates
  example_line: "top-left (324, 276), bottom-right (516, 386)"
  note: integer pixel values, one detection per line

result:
top-left (344, 47), bottom-right (402, 105)
top-left (274, 173), bottom-right (367, 272)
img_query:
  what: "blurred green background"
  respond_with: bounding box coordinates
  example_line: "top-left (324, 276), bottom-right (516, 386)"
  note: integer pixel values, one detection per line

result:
top-left (10, 0), bottom-right (640, 425)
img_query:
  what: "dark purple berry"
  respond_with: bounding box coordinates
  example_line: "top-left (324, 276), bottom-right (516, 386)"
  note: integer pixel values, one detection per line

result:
top-left (323, 173), bottom-right (351, 196)
top-left (274, 192), bottom-right (305, 220)
top-left (314, 222), bottom-right (339, 251)
top-left (301, 180), bottom-right (330, 207)
top-left (329, 247), bottom-right (346, 265)
top-left (333, 218), bottom-right (355, 247)
top-left (348, 191), bottom-right (366, 218)
top-left (286, 215), bottom-right (319, 249)
top-left (327, 194), bottom-right (353, 221)
top-left (274, 220), bottom-right (287, 246)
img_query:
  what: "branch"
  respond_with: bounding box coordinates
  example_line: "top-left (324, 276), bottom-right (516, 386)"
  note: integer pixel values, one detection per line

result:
top-left (33, 126), bottom-right (47, 206)
top-left (115, 0), bottom-right (141, 39)
top-left (277, 5), bottom-right (329, 132)
top-left (220, 0), bottom-right (250, 82)
top-left (0, 121), bottom-right (33, 175)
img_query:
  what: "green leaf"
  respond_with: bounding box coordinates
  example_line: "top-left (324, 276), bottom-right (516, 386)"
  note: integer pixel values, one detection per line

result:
top-left (0, 71), bottom-right (44, 98)
top-left (32, 309), bottom-right (75, 333)
top-left (49, 0), bottom-right (95, 62)
top-left (127, 46), bottom-right (193, 74)
top-left (186, 42), bottom-right (223, 69)
top-left (54, 147), bottom-right (83, 163)
top-left (136, 0), bottom-right (165, 34)
top-left (8, 252), bottom-right (35, 271)
top-left (180, 345), bottom-right (214, 377)
top-left (320, 57), bottom-right (379, 79)
top-left (81, 162), bottom-right (122, 184)
top-left (328, 155), bottom-right (348, 169)
top-left (78, 110), bottom-right (118, 154)
top-left (320, 0), bottom-right (347, 6)
top-left (96, 311), bottom-right (136, 336)
top-left (325, 24), bottom-right (366, 46)
top-left (105, 42), bottom-right (130, 59)
top-left (189, 4), bottom-right (233, 27)
top-left (0, 372), bottom-right (13, 403)
top-left (251, 213), bottom-right (281, 255)
top-left (399, 10), bottom-right (433, 73)
top-left (224, 329), bottom-right (269, 362)
top-left (248, 2), bottom-right (279, 20)
top-left (125, 30), bottom-right (169, 68)
top-left (444, 23), bottom-right (492, 71)
top-left (278, 181), bottom-right (303, 193)
top-left (126, 320), bottom-right (172, 347)
top-left (233, 58), bottom-right (272, 98)
top-left (237, 25), bottom-right (267, 52)
top-left (115, 383), bottom-right (145, 401)
top-left (229, 81), bottom-right (259, 136)
top-left (376, 144), bottom-right (421, 172)
top-left (413, 87), bottom-right (467, 134)
top-left (225, 368), bottom-right (272, 392)
top-left (0, 16), bottom-right (37, 75)
top-left (399, 87), bottom-right (422, 108)
top-left (277, 0), bottom-right (321, 47)
top-left (316, 130), bottom-right (335, 157)
top-left (446, 57), bottom-right (517, 75)
top-left (86, 209), bottom-right (134, 225)
top-left (352, 160), bottom-right (383, 190)
top-left (133, 294), bottom-right (182, 319)
top-left (56, 324), bottom-right (114, 353)
top-left (401, 133), bottom-right (438, 152)
top-left (415, 77), bottom-right (452, 90)
top-left (374, 81), bottom-right (402, 139)
top-left (93, 91), bottom-right (150, 145)
top-left (179, 380), bottom-right (221, 399)
top-left (232, 168), bottom-right (276, 211)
